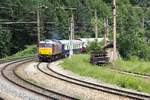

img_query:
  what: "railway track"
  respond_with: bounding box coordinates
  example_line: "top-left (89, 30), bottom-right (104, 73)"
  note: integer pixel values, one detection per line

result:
top-left (108, 66), bottom-right (150, 79)
top-left (0, 56), bottom-right (34, 64)
top-left (37, 62), bottom-right (150, 100)
top-left (1, 57), bottom-right (150, 100)
top-left (1, 58), bottom-right (77, 100)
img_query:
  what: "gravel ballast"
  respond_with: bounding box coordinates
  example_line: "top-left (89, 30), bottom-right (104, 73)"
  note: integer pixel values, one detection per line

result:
top-left (0, 62), bottom-right (49, 100)
top-left (16, 61), bottom-right (131, 100)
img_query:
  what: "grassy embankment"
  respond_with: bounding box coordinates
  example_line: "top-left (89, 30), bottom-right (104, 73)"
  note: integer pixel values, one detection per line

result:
top-left (1, 45), bottom-right (36, 60)
top-left (61, 54), bottom-right (150, 93)
top-left (114, 59), bottom-right (150, 75)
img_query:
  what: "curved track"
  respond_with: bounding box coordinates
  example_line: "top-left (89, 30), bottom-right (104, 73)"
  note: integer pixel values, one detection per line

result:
top-left (1, 57), bottom-right (150, 100)
top-left (1, 59), bottom-right (77, 100)
top-left (109, 66), bottom-right (150, 79)
top-left (0, 56), bottom-right (34, 64)
top-left (37, 62), bottom-right (150, 100)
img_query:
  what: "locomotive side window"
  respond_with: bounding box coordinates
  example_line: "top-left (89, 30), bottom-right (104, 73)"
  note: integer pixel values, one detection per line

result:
top-left (65, 45), bottom-right (67, 50)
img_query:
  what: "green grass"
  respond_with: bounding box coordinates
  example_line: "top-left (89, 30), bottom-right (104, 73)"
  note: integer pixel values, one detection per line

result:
top-left (114, 59), bottom-right (150, 75)
top-left (1, 45), bottom-right (36, 60)
top-left (61, 54), bottom-right (150, 93)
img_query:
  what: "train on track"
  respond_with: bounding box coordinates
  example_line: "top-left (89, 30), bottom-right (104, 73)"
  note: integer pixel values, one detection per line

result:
top-left (38, 38), bottom-right (103, 62)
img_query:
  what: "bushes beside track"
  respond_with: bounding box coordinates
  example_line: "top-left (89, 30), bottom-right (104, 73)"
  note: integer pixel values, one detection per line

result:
top-left (86, 41), bottom-right (103, 53)
top-left (1, 45), bottom-right (36, 60)
top-left (117, 32), bottom-right (150, 61)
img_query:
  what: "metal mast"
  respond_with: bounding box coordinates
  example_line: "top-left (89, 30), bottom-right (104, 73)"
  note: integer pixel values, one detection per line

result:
top-left (112, 0), bottom-right (117, 61)
top-left (37, 3), bottom-right (40, 44)
top-left (94, 9), bottom-right (98, 41)
top-left (69, 13), bottom-right (74, 58)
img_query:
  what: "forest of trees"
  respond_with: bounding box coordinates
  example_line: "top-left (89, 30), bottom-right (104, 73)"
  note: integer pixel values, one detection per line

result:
top-left (0, 0), bottom-right (150, 60)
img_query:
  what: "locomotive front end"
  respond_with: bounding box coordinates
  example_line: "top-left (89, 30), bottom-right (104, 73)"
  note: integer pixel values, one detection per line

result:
top-left (38, 41), bottom-right (53, 61)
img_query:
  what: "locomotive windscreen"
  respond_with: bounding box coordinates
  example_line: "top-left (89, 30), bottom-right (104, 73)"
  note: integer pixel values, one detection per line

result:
top-left (39, 43), bottom-right (52, 47)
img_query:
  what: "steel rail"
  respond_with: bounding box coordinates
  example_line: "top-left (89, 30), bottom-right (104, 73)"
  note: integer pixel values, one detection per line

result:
top-left (0, 56), bottom-right (35, 64)
top-left (37, 62), bottom-right (150, 100)
top-left (48, 64), bottom-right (150, 100)
top-left (1, 58), bottom-right (55, 99)
top-left (13, 61), bottom-right (77, 100)
top-left (1, 59), bottom-right (77, 100)
top-left (109, 67), bottom-right (150, 79)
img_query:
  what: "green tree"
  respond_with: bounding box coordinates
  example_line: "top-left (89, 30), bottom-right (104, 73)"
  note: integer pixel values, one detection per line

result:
top-left (0, 28), bottom-right (12, 58)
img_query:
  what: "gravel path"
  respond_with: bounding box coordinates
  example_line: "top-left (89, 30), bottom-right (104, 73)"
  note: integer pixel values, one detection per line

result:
top-left (16, 61), bottom-right (130, 100)
top-left (0, 61), bottom-right (50, 100)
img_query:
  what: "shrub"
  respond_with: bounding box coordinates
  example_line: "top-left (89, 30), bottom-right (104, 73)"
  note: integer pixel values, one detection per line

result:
top-left (117, 31), bottom-right (150, 61)
top-left (86, 40), bottom-right (103, 53)
top-left (14, 45), bottom-right (36, 57)
top-left (3, 45), bottom-right (36, 60)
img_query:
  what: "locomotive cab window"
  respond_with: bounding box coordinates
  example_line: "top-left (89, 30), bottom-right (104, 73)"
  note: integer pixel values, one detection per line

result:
top-left (39, 43), bottom-right (45, 47)
top-left (45, 43), bottom-right (52, 47)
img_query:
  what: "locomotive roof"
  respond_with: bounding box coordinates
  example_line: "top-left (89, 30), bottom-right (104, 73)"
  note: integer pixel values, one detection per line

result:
top-left (40, 39), bottom-right (83, 45)
top-left (79, 38), bottom-right (104, 42)
top-left (59, 40), bottom-right (83, 44)
top-left (59, 40), bottom-right (69, 44)
top-left (39, 40), bottom-right (58, 44)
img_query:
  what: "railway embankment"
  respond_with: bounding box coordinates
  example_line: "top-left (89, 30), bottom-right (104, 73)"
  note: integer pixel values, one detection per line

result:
top-left (61, 54), bottom-right (150, 94)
